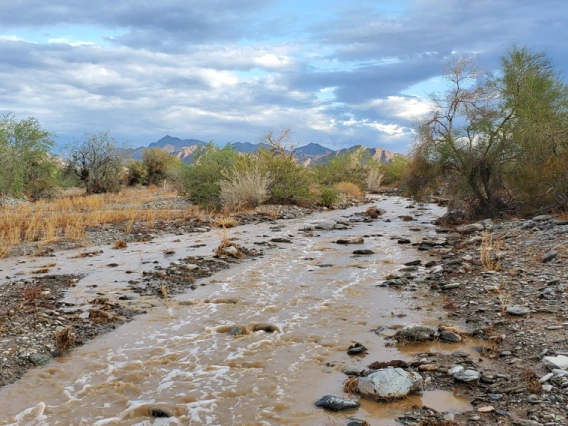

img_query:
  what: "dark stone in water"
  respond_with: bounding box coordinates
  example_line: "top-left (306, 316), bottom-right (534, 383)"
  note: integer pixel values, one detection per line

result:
top-left (315, 395), bottom-right (359, 411)
top-left (29, 353), bottom-right (52, 366)
top-left (353, 249), bottom-right (374, 255)
top-left (397, 239), bottom-right (411, 244)
top-left (271, 237), bottom-right (292, 243)
top-left (404, 259), bottom-right (421, 266)
top-left (347, 342), bottom-right (368, 355)
top-left (150, 408), bottom-right (172, 418)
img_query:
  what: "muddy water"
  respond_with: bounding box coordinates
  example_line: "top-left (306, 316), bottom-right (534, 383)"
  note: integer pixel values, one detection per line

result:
top-left (0, 197), bottom-right (472, 425)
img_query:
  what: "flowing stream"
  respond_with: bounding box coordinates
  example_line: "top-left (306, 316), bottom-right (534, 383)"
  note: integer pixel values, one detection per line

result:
top-left (0, 197), bottom-right (473, 425)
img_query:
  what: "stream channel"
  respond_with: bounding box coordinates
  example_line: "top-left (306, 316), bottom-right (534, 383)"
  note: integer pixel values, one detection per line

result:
top-left (0, 196), bottom-right (474, 425)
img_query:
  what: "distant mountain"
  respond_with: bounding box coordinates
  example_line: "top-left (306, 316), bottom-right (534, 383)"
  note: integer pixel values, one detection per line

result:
top-left (131, 136), bottom-right (399, 165)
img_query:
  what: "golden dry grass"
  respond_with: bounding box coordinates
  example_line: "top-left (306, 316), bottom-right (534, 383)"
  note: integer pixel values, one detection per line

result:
top-left (0, 187), bottom-right (204, 257)
top-left (334, 181), bottom-right (363, 198)
top-left (480, 230), bottom-right (503, 271)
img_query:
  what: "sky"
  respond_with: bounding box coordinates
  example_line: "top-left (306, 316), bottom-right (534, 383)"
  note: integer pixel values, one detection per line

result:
top-left (1, 0), bottom-right (567, 153)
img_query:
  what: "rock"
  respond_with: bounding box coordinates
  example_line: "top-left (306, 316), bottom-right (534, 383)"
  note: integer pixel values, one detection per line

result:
top-left (440, 283), bottom-right (460, 290)
top-left (448, 365), bottom-right (464, 375)
top-left (453, 369), bottom-right (481, 382)
top-left (404, 260), bottom-right (421, 266)
top-left (310, 220), bottom-right (336, 230)
top-left (150, 408), bottom-right (172, 418)
top-left (542, 355), bottom-right (568, 370)
top-left (439, 330), bottom-right (462, 343)
top-left (513, 420), bottom-right (544, 426)
top-left (429, 265), bottom-right (444, 274)
top-left (29, 353), bottom-right (52, 366)
top-left (270, 237), bottom-right (292, 243)
top-left (418, 364), bottom-right (438, 371)
top-left (347, 419), bottom-right (369, 426)
top-left (378, 279), bottom-right (407, 287)
top-left (222, 246), bottom-right (239, 256)
top-left (456, 223), bottom-right (484, 233)
top-left (539, 373), bottom-right (554, 383)
top-left (336, 238), bottom-right (364, 245)
top-left (541, 250), bottom-right (558, 263)
top-left (478, 406), bottom-right (495, 413)
top-left (506, 306), bottom-right (530, 316)
top-left (347, 343), bottom-right (368, 355)
top-left (353, 249), bottom-right (374, 255)
top-left (395, 324), bottom-right (436, 342)
top-left (532, 215), bottom-right (553, 222)
top-left (314, 395), bottom-right (360, 411)
top-left (344, 366), bottom-right (364, 376)
top-left (228, 325), bottom-right (250, 336)
top-left (358, 367), bottom-right (423, 400)
top-left (397, 238), bottom-right (411, 244)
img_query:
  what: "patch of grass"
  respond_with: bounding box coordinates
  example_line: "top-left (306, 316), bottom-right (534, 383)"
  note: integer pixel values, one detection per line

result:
top-left (89, 308), bottom-right (113, 324)
top-left (112, 239), bottom-right (128, 249)
top-left (480, 230), bottom-right (503, 271)
top-left (525, 369), bottom-right (543, 394)
top-left (334, 181), bottom-right (363, 198)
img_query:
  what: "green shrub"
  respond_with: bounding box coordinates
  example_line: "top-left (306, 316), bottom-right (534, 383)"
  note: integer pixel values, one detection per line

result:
top-left (219, 166), bottom-right (271, 209)
top-left (126, 160), bottom-right (148, 186)
top-left (142, 148), bottom-right (182, 186)
top-left (181, 143), bottom-right (238, 207)
top-left (381, 156), bottom-right (409, 186)
top-left (319, 186), bottom-right (341, 208)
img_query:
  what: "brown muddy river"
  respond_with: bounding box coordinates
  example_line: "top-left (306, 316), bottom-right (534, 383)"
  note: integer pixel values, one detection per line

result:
top-left (0, 197), bottom-right (472, 425)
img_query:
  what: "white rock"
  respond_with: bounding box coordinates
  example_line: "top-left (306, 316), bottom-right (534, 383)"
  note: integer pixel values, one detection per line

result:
top-left (358, 367), bottom-right (423, 400)
top-left (543, 355), bottom-right (568, 370)
top-left (453, 369), bottom-right (481, 382)
top-left (448, 365), bottom-right (464, 375)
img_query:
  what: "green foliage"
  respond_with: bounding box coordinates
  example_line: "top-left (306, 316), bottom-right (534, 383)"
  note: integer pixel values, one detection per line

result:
top-left (126, 160), bottom-right (148, 186)
top-left (257, 147), bottom-right (315, 205)
top-left (0, 113), bottom-right (56, 198)
top-left (181, 143), bottom-right (238, 207)
top-left (313, 147), bottom-right (368, 189)
top-left (319, 186), bottom-right (341, 208)
top-left (142, 148), bottom-right (182, 186)
top-left (408, 46), bottom-right (568, 217)
top-left (65, 131), bottom-right (125, 194)
top-left (381, 156), bottom-right (409, 186)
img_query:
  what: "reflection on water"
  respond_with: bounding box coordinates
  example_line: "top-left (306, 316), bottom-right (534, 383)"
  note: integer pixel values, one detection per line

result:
top-left (0, 197), bottom-right (472, 425)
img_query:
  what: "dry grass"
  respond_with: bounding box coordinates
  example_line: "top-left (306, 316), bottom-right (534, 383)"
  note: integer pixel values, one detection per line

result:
top-left (480, 230), bottom-right (503, 271)
top-left (89, 308), bottom-right (113, 324)
top-left (0, 187), bottom-right (204, 257)
top-left (54, 327), bottom-right (75, 352)
top-left (214, 216), bottom-right (237, 228)
top-left (525, 369), bottom-right (543, 394)
top-left (334, 181), bottom-right (363, 198)
top-left (343, 377), bottom-right (359, 393)
top-left (112, 239), bottom-right (128, 249)
top-left (215, 226), bottom-right (245, 258)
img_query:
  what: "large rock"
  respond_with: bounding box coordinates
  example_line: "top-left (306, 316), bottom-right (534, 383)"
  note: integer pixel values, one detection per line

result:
top-left (456, 223), bottom-right (484, 234)
top-left (358, 367), bottom-right (423, 400)
top-left (394, 324), bottom-right (436, 342)
top-left (542, 355), bottom-right (568, 370)
top-left (314, 395), bottom-right (360, 411)
top-left (309, 220), bottom-right (336, 230)
top-left (453, 369), bottom-right (481, 382)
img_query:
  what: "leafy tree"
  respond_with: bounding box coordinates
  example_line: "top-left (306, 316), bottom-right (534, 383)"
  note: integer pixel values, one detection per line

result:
top-left (0, 114), bottom-right (56, 198)
top-left (142, 147), bottom-right (182, 186)
top-left (65, 131), bottom-right (124, 194)
top-left (407, 47), bottom-right (568, 217)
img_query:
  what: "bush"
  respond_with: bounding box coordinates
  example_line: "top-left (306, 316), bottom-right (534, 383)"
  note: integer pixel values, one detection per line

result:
top-left (142, 148), bottom-right (182, 186)
top-left (319, 186), bottom-right (341, 208)
top-left (181, 143), bottom-right (238, 207)
top-left (365, 167), bottom-right (384, 193)
top-left (381, 156), bottom-right (409, 186)
top-left (126, 160), bottom-right (148, 186)
top-left (219, 166), bottom-right (271, 209)
top-left (334, 181), bottom-right (363, 198)
top-left (313, 147), bottom-right (368, 189)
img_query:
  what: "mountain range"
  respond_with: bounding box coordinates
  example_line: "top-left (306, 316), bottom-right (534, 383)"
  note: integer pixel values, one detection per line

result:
top-left (131, 135), bottom-right (398, 166)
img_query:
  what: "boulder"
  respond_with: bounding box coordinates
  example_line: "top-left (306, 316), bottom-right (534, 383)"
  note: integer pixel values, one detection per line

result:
top-left (542, 355), bottom-right (568, 370)
top-left (453, 369), bottom-right (481, 382)
top-left (439, 331), bottom-right (462, 343)
top-left (314, 395), bottom-right (360, 411)
top-left (358, 367), bottom-right (423, 400)
top-left (394, 324), bottom-right (436, 342)
top-left (456, 223), bottom-right (484, 234)
top-left (309, 220), bottom-right (336, 230)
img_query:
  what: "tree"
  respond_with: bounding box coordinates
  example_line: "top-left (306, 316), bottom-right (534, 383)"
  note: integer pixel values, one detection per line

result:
top-left (142, 147), bottom-right (182, 186)
top-left (65, 131), bottom-right (124, 194)
top-left (407, 47), bottom-right (568, 217)
top-left (0, 113), bottom-right (56, 198)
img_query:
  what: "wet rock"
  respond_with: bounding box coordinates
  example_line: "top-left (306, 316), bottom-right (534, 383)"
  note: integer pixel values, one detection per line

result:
top-left (439, 330), bottom-right (462, 343)
top-left (506, 306), bottom-right (530, 316)
top-left (394, 324), bottom-right (435, 342)
top-left (397, 238), bottom-right (411, 244)
top-left (228, 325), bottom-right (250, 336)
top-left (314, 395), bottom-right (360, 411)
top-left (478, 406), bottom-right (494, 413)
top-left (453, 369), bottom-right (481, 382)
top-left (347, 419), bottom-right (370, 426)
top-left (310, 220), bottom-right (336, 230)
top-left (347, 342), bottom-right (368, 355)
top-left (456, 223), bottom-right (484, 233)
top-left (150, 408), bottom-right (172, 418)
top-left (29, 353), bottom-right (52, 366)
top-left (404, 260), bottom-right (421, 266)
top-left (270, 237), bottom-right (292, 243)
top-left (222, 246), bottom-right (239, 256)
top-left (379, 279), bottom-right (407, 287)
top-left (252, 323), bottom-right (281, 333)
top-left (429, 265), bottom-right (444, 274)
top-left (541, 250), bottom-right (558, 263)
top-left (440, 283), bottom-right (460, 290)
top-left (533, 215), bottom-right (553, 222)
top-left (542, 355), bottom-right (568, 370)
top-left (344, 366), bottom-right (365, 376)
top-left (336, 237), bottom-right (364, 245)
top-left (358, 367), bottom-right (423, 400)
top-left (353, 249), bottom-right (374, 255)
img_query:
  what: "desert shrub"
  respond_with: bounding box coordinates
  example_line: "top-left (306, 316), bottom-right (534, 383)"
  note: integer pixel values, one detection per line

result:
top-left (381, 156), bottom-right (409, 186)
top-left (219, 166), bottom-right (271, 209)
top-left (126, 160), bottom-right (148, 186)
top-left (142, 148), bottom-right (183, 186)
top-left (0, 114), bottom-right (56, 198)
top-left (181, 143), bottom-right (238, 207)
top-left (313, 147), bottom-right (368, 189)
top-left (334, 181), bottom-right (363, 198)
top-left (257, 147), bottom-right (315, 205)
top-left (319, 186), bottom-right (341, 208)
top-left (366, 167), bottom-right (384, 193)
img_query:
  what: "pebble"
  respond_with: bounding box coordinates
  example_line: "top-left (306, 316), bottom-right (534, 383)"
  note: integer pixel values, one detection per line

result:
top-left (478, 406), bottom-right (495, 413)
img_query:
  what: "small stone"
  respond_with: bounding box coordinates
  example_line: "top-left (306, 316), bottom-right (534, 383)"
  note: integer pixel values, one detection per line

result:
top-left (448, 365), bottom-right (464, 375)
top-left (270, 237), bottom-right (292, 243)
top-left (543, 355), bottom-right (568, 370)
top-left (29, 353), bottom-right (52, 366)
top-left (478, 406), bottom-right (495, 413)
top-left (358, 368), bottom-right (423, 399)
top-left (404, 260), bottom-right (421, 266)
top-left (539, 373), bottom-right (554, 383)
top-left (506, 306), bottom-right (530, 316)
top-left (453, 369), bottom-right (481, 382)
top-left (439, 331), bottom-right (462, 343)
top-left (347, 343), bottom-right (368, 355)
top-left (532, 215), bottom-right (553, 222)
top-left (397, 238), bottom-right (411, 244)
top-left (441, 283), bottom-right (460, 290)
top-left (150, 408), bottom-right (172, 418)
top-left (353, 249), bottom-right (374, 255)
top-left (418, 364), bottom-right (438, 371)
top-left (314, 395), bottom-right (359, 411)
top-left (456, 223), bottom-right (484, 233)
top-left (541, 250), bottom-right (558, 263)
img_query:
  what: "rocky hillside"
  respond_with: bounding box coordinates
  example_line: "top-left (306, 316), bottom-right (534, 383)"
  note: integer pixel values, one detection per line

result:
top-left (131, 136), bottom-right (399, 165)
